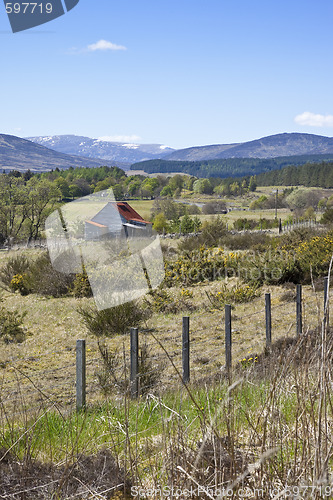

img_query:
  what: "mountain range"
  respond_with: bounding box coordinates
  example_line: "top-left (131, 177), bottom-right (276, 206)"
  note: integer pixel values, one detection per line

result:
top-left (26, 135), bottom-right (174, 165)
top-left (0, 134), bottom-right (126, 172)
top-left (162, 133), bottom-right (333, 161)
top-left (1, 132), bottom-right (333, 176)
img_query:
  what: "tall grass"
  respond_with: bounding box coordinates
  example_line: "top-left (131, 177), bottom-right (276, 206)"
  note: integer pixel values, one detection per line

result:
top-left (1, 318), bottom-right (333, 498)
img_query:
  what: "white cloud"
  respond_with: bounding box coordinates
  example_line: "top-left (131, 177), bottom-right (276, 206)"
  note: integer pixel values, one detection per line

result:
top-left (87, 40), bottom-right (127, 52)
top-left (294, 111), bottom-right (333, 127)
top-left (97, 135), bottom-right (142, 143)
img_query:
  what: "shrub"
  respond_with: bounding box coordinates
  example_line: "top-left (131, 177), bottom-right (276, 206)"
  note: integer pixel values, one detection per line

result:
top-left (295, 232), bottom-right (333, 279)
top-left (145, 288), bottom-right (195, 314)
top-left (320, 208), bottom-right (333, 224)
top-left (96, 340), bottom-right (165, 396)
top-left (202, 201), bottom-right (227, 215)
top-left (206, 283), bottom-right (260, 309)
top-left (0, 306), bottom-right (26, 343)
top-left (274, 227), bottom-right (319, 251)
top-left (10, 273), bottom-right (31, 295)
top-left (233, 218), bottom-right (257, 231)
top-left (201, 216), bottom-right (227, 244)
top-left (79, 300), bottom-right (149, 338)
top-left (239, 249), bottom-right (303, 285)
top-left (26, 253), bottom-right (75, 297)
top-left (164, 246), bottom-right (227, 287)
top-left (220, 232), bottom-right (270, 251)
top-left (0, 254), bottom-right (31, 289)
top-left (72, 268), bottom-right (93, 298)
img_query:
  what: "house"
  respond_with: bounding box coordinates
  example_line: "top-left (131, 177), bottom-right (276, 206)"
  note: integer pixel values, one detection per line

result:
top-left (85, 201), bottom-right (152, 240)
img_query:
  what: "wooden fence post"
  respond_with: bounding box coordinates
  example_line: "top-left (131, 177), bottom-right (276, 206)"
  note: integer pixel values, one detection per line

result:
top-left (296, 284), bottom-right (302, 336)
top-left (225, 304), bottom-right (232, 371)
top-left (324, 277), bottom-right (329, 328)
top-left (76, 339), bottom-right (86, 411)
top-left (265, 293), bottom-right (272, 347)
top-left (182, 317), bottom-right (190, 383)
top-left (130, 327), bottom-right (139, 398)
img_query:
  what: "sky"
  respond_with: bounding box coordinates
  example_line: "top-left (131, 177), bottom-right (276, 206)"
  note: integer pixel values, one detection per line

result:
top-left (1, 0), bottom-right (333, 149)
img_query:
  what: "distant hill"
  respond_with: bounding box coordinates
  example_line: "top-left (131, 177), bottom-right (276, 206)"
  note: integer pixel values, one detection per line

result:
top-left (26, 135), bottom-right (175, 165)
top-left (164, 143), bottom-right (241, 161)
top-left (0, 134), bottom-right (125, 172)
top-left (131, 154), bottom-right (333, 178)
top-left (163, 133), bottom-right (333, 161)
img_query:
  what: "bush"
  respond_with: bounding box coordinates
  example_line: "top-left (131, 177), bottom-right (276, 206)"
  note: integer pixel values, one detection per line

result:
top-left (320, 208), bottom-right (333, 224)
top-left (96, 340), bottom-right (165, 396)
top-left (206, 283), bottom-right (260, 309)
top-left (200, 216), bottom-right (227, 246)
top-left (145, 288), bottom-right (195, 314)
top-left (233, 218), bottom-right (257, 231)
top-left (71, 268), bottom-right (93, 298)
top-left (202, 201), bottom-right (227, 215)
top-left (165, 246), bottom-right (228, 287)
top-left (10, 273), bottom-right (31, 295)
top-left (0, 306), bottom-right (26, 343)
top-left (239, 249), bottom-right (303, 285)
top-left (26, 253), bottom-right (75, 297)
top-left (0, 254), bottom-right (31, 290)
top-left (220, 232), bottom-right (270, 251)
top-left (79, 300), bottom-right (149, 338)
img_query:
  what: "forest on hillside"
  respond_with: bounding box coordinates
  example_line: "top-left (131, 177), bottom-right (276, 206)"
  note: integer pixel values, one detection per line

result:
top-left (254, 161), bottom-right (333, 188)
top-left (131, 154), bottom-right (333, 178)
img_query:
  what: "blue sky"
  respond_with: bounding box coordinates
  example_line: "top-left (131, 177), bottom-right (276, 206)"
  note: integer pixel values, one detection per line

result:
top-left (1, 0), bottom-right (333, 149)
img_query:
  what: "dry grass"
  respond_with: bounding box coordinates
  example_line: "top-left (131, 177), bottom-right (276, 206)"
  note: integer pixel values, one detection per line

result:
top-left (0, 243), bottom-right (324, 417)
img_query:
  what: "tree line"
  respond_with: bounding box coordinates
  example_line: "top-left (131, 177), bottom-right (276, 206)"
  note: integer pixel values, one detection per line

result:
top-left (130, 155), bottom-right (333, 178)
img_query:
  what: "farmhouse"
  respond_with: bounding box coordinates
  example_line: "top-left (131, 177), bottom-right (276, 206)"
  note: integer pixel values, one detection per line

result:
top-left (85, 201), bottom-right (152, 240)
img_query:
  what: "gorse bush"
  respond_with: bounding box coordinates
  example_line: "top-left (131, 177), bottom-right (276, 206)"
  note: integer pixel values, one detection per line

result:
top-left (0, 306), bottom-right (26, 343)
top-left (10, 273), bottom-right (30, 295)
top-left (79, 300), bottom-right (150, 338)
top-left (0, 254), bottom-right (31, 290)
top-left (206, 282), bottom-right (260, 309)
top-left (295, 232), bottom-right (333, 279)
top-left (71, 267), bottom-right (93, 298)
top-left (145, 288), bottom-right (195, 314)
top-left (164, 246), bottom-right (228, 286)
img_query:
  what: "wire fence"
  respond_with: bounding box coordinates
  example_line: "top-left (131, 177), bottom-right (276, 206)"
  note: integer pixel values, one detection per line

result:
top-left (0, 279), bottom-right (330, 417)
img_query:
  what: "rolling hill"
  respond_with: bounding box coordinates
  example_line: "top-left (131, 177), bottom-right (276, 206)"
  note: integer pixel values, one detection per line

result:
top-left (163, 133), bottom-right (333, 161)
top-left (0, 134), bottom-right (126, 172)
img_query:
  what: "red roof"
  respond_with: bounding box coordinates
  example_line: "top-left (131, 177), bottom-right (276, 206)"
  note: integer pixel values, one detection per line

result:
top-left (114, 202), bottom-right (151, 224)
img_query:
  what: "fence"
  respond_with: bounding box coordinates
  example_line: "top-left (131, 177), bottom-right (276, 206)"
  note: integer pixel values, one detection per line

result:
top-left (0, 279), bottom-right (330, 417)
top-left (74, 279), bottom-right (330, 409)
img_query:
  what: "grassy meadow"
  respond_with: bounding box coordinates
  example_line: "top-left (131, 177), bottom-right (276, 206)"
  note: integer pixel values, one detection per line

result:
top-left (1, 187), bottom-right (333, 498)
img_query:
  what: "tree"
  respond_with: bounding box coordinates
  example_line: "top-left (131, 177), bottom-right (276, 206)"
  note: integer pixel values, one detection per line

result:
top-left (249, 176), bottom-right (257, 192)
top-left (152, 213), bottom-right (169, 233)
top-left (141, 178), bottom-right (159, 198)
top-left (25, 178), bottom-right (61, 241)
top-left (321, 208), bottom-right (333, 224)
top-left (180, 214), bottom-right (195, 234)
top-left (160, 185), bottom-right (173, 197)
top-left (55, 177), bottom-right (70, 199)
top-left (193, 179), bottom-right (213, 194)
top-left (0, 175), bottom-right (28, 242)
top-left (69, 184), bottom-right (82, 199)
